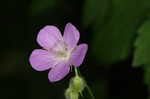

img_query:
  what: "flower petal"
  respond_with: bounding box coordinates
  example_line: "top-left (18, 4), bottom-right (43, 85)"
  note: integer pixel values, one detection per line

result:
top-left (29, 49), bottom-right (59, 71)
top-left (37, 26), bottom-right (63, 49)
top-left (63, 23), bottom-right (80, 49)
top-left (48, 62), bottom-right (70, 82)
top-left (70, 44), bottom-right (88, 67)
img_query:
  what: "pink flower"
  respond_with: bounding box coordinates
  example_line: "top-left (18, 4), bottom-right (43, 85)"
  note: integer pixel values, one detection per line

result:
top-left (29, 23), bottom-right (88, 82)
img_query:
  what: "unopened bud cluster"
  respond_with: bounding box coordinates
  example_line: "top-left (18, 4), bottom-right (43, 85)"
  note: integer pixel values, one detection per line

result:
top-left (65, 76), bottom-right (86, 99)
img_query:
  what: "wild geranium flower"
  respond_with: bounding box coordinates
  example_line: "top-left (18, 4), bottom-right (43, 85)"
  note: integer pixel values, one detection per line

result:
top-left (29, 23), bottom-right (88, 82)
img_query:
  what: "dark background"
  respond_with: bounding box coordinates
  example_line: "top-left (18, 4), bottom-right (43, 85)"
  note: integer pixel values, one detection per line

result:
top-left (0, 0), bottom-right (150, 99)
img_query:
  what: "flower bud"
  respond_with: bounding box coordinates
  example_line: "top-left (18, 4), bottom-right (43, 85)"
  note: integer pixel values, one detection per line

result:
top-left (70, 76), bottom-right (85, 93)
top-left (65, 88), bottom-right (79, 99)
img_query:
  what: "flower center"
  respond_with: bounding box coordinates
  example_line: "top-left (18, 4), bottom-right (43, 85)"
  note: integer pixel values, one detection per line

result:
top-left (51, 40), bottom-right (71, 61)
top-left (57, 50), bottom-right (71, 61)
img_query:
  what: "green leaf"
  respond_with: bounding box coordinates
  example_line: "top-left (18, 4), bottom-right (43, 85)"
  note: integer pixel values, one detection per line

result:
top-left (144, 66), bottom-right (150, 99)
top-left (132, 19), bottom-right (150, 98)
top-left (82, 0), bottom-right (150, 64)
top-left (145, 66), bottom-right (150, 85)
top-left (133, 19), bottom-right (150, 67)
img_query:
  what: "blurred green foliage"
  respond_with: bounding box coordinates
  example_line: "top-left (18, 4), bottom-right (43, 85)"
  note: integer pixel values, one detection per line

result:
top-left (83, 0), bottom-right (150, 64)
top-left (82, 0), bottom-right (110, 28)
top-left (29, 0), bottom-right (58, 16)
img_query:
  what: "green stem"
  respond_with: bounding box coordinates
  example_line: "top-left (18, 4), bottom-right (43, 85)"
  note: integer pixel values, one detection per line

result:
top-left (74, 67), bottom-right (95, 99)
top-left (86, 85), bottom-right (95, 99)
top-left (74, 67), bottom-right (79, 77)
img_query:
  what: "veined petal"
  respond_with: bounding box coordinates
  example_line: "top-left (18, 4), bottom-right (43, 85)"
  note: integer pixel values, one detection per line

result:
top-left (48, 62), bottom-right (70, 82)
top-left (63, 23), bottom-right (80, 50)
top-left (29, 49), bottom-right (60, 71)
top-left (37, 26), bottom-right (63, 49)
top-left (70, 44), bottom-right (88, 67)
